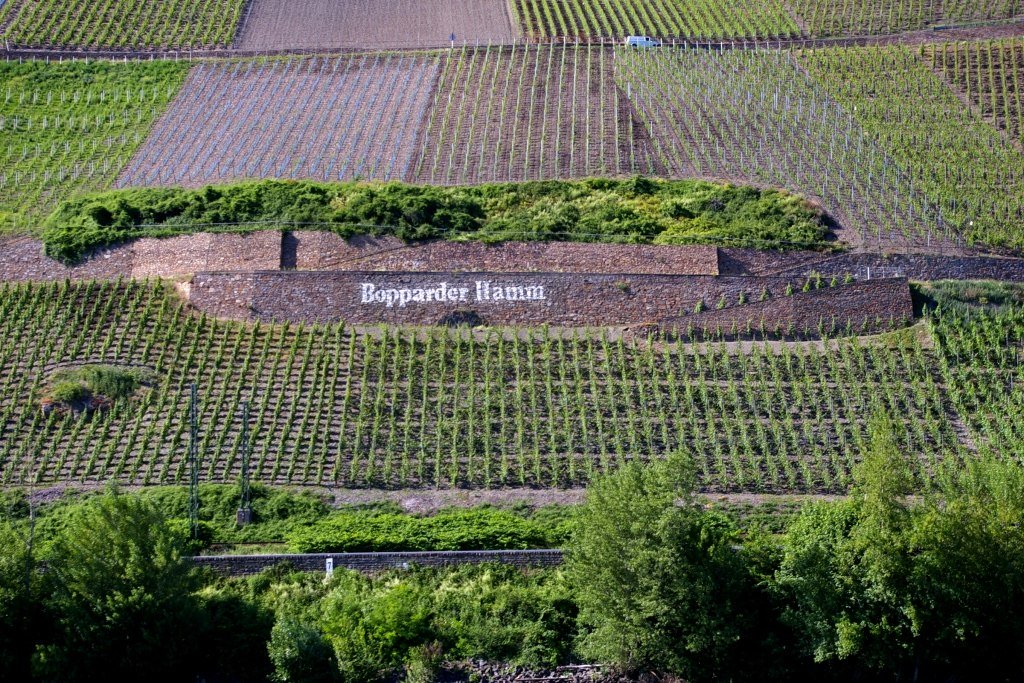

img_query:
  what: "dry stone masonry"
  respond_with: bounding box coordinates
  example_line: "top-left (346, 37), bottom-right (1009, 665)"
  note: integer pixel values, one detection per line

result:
top-left (191, 550), bottom-right (565, 577)
top-left (0, 230), bottom-right (1008, 334)
top-left (187, 270), bottom-right (913, 333)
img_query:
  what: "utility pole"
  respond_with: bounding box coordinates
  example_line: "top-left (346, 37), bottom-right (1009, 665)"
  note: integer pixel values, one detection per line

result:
top-left (236, 400), bottom-right (253, 527)
top-left (188, 382), bottom-right (200, 540)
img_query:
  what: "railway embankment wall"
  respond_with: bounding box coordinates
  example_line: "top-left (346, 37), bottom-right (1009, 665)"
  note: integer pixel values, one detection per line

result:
top-left (191, 550), bottom-right (565, 577)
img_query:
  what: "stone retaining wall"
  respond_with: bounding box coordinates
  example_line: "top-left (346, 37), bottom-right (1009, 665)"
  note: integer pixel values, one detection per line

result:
top-left (191, 550), bottom-right (564, 576)
top-left (661, 278), bottom-right (914, 337)
top-left (130, 231), bottom-right (282, 277)
top-left (187, 270), bottom-right (913, 331)
top-left (6, 231), bottom-right (1024, 285)
top-left (188, 271), bottom-right (813, 326)
top-left (0, 231), bottom-right (282, 281)
top-left (293, 233), bottom-right (719, 275)
top-left (720, 248), bottom-right (1024, 281)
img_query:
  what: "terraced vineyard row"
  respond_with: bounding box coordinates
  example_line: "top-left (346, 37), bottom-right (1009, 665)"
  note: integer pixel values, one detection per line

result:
top-left (511, 0), bottom-right (800, 40)
top-left (786, 0), bottom-right (1021, 38)
top-left (0, 60), bottom-right (189, 231)
top-left (413, 44), bottom-right (659, 184)
top-left (0, 280), bottom-right (975, 493)
top-left (923, 39), bottom-right (1024, 146)
top-left (931, 305), bottom-right (1024, 461)
top-left (120, 55), bottom-right (440, 188)
top-left (0, 0), bottom-right (247, 49)
top-left (614, 47), bottom-right (934, 247)
top-left (801, 46), bottom-right (1024, 250)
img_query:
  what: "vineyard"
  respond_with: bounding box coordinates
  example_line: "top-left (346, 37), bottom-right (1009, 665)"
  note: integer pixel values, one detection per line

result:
top-left (614, 47), bottom-right (933, 247)
top-left (785, 0), bottom-right (1022, 38)
top-left (801, 45), bottom-right (1024, 250)
top-left (236, 0), bottom-right (515, 50)
top-left (0, 279), bottom-right (997, 494)
top-left (932, 304), bottom-right (1024, 462)
top-left (923, 38), bottom-right (1024, 146)
top-left (0, 0), bottom-right (247, 49)
top-left (0, 60), bottom-right (188, 232)
top-left (511, 0), bottom-right (800, 40)
top-left (413, 44), bottom-right (660, 184)
top-left (119, 55), bottom-right (440, 188)
top-left (3, 43), bottom-right (1024, 251)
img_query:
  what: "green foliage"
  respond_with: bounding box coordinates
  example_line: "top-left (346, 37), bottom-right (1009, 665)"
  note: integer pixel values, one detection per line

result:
top-left (2, 0), bottom-right (248, 49)
top-left (776, 412), bottom-right (915, 669)
top-left (269, 617), bottom-right (340, 683)
top-left (776, 413), bottom-right (1024, 679)
top-left (33, 490), bottom-right (203, 681)
top-left (318, 571), bottom-right (434, 682)
top-left (914, 280), bottom-right (1024, 314)
top-left (430, 565), bottom-right (576, 667)
top-left (195, 583), bottom-right (275, 681)
top-left (42, 177), bottom-right (829, 262)
top-left (0, 60), bottom-right (188, 231)
top-left (47, 364), bottom-right (151, 403)
top-left (0, 519), bottom-right (40, 681)
top-left (46, 380), bottom-right (89, 404)
top-left (260, 564), bottom-right (577, 682)
top-left (287, 508), bottom-right (550, 553)
top-left (140, 482), bottom-right (331, 545)
top-left (566, 452), bottom-right (757, 679)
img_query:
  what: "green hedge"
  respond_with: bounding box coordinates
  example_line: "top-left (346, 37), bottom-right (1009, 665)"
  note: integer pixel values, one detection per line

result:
top-left (42, 177), bottom-right (829, 262)
top-left (286, 508), bottom-right (553, 553)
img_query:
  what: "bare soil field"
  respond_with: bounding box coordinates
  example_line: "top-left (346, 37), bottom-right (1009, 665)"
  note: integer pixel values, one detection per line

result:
top-left (237, 0), bottom-right (515, 50)
top-left (412, 44), bottom-right (663, 184)
top-left (118, 55), bottom-right (440, 188)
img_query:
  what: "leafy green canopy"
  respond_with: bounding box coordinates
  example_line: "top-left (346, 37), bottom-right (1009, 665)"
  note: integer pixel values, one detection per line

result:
top-left (42, 177), bottom-right (829, 262)
top-left (776, 412), bottom-right (1024, 680)
top-left (286, 508), bottom-right (557, 553)
top-left (565, 452), bottom-right (778, 680)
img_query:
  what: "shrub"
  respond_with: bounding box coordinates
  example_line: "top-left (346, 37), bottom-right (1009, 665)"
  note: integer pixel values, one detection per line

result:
top-left (287, 508), bottom-right (548, 553)
top-left (43, 178), bottom-right (829, 263)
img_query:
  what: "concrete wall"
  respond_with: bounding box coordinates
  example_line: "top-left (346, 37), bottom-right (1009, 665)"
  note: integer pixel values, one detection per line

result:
top-left (191, 550), bottom-right (564, 576)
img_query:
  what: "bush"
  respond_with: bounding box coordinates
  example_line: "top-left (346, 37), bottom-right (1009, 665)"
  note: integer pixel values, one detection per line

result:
top-left (269, 618), bottom-right (339, 683)
top-left (567, 452), bottom-right (759, 680)
top-left (47, 380), bottom-right (90, 404)
top-left (46, 365), bottom-right (151, 404)
top-left (287, 508), bottom-right (549, 553)
top-left (43, 178), bottom-right (829, 263)
top-left (34, 490), bottom-right (203, 681)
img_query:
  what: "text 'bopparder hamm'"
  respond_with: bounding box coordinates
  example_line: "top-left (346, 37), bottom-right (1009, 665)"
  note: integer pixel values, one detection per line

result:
top-left (360, 282), bottom-right (548, 308)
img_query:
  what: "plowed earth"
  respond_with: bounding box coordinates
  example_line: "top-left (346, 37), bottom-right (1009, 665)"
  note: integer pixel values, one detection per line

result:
top-left (118, 55), bottom-right (440, 188)
top-left (236, 0), bottom-right (516, 50)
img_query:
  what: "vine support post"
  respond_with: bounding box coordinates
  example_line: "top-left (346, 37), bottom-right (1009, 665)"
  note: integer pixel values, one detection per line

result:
top-left (237, 400), bottom-right (253, 526)
top-left (188, 382), bottom-right (200, 540)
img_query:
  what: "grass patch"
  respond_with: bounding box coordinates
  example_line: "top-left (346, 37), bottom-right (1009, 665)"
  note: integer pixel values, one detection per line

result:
top-left (0, 60), bottom-right (189, 232)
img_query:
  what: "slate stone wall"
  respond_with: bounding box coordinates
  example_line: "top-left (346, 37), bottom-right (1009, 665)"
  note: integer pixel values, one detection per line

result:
top-left (188, 271), bottom-right (814, 326)
top-left (293, 233), bottom-right (719, 275)
top-left (661, 278), bottom-right (914, 337)
top-left (191, 550), bottom-right (565, 576)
